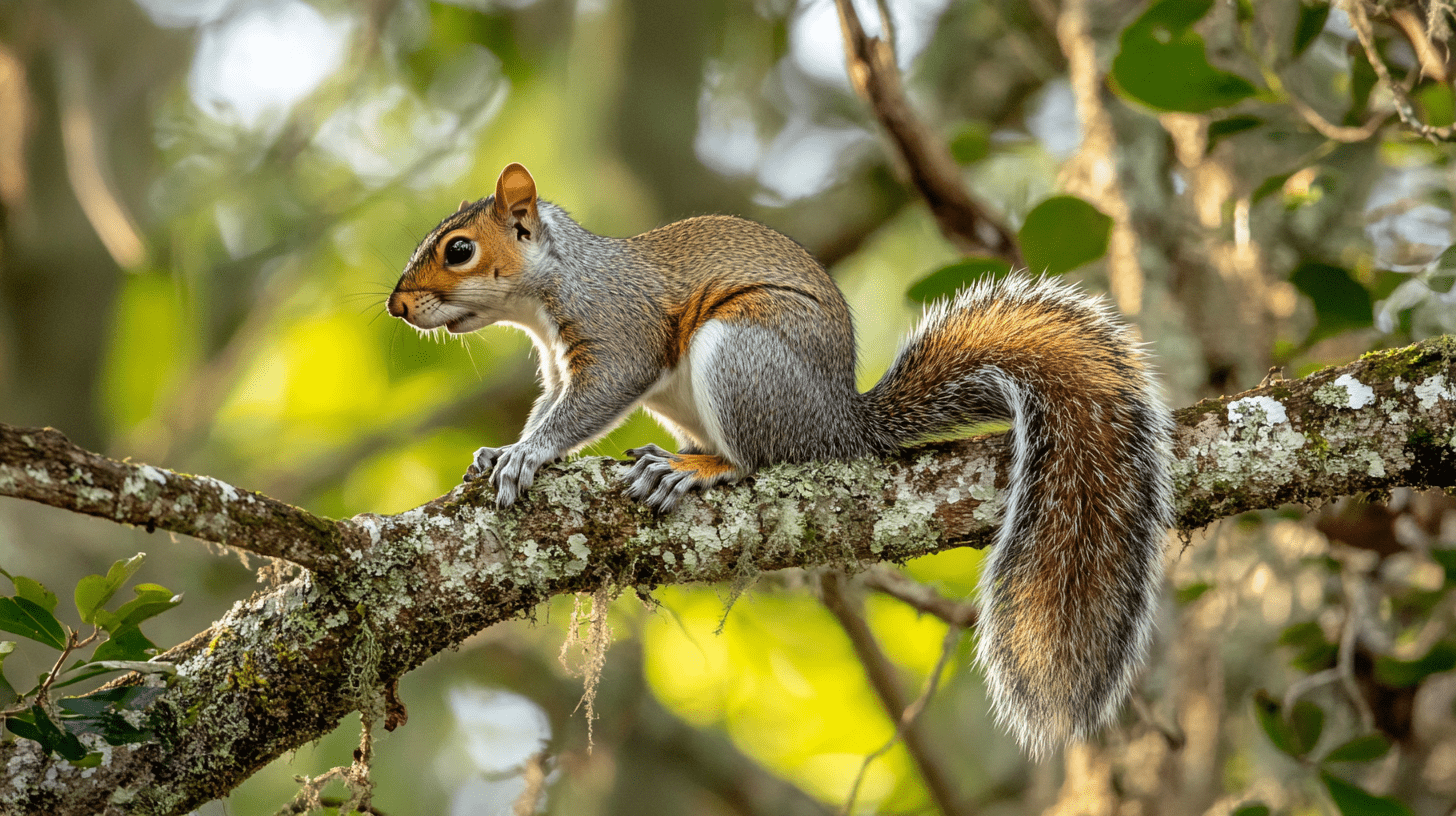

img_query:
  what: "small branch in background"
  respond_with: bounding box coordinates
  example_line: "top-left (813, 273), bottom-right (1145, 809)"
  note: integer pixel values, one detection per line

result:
top-left (832, 0), bottom-right (1021, 266)
top-left (863, 566), bottom-right (977, 628)
top-left (1345, 0), bottom-right (1456, 142)
top-left (1282, 82), bottom-right (1391, 143)
top-left (0, 43), bottom-right (29, 210)
top-left (511, 751), bottom-right (550, 816)
top-left (54, 36), bottom-right (145, 269)
top-left (820, 571), bottom-right (972, 816)
top-left (1055, 0), bottom-right (1145, 314)
top-left (1387, 6), bottom-right (1449, 83)
top-left (839, 624), bottom-right (963, 816)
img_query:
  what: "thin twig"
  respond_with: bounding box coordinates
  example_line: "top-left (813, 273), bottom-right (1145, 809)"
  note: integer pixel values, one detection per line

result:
top-left (840, 624), bottom-right (962, 816)
top-left (820, 571), bottom-right (972, 816)
top-left (0, 627), bottom-right (98, 717)
top-left (1345, 0), bottom-right (1456, 142)
top-left (1389, 6), bottom-right (1449, 82)
top-left (831, 0), bottom-right (1021, 265)
top-left (862, 566), bottom-right (977, 628)
top-left (1338, 569), bottom-right (1377, 731)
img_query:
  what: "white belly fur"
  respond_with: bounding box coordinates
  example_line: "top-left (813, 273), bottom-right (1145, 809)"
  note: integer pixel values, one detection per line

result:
top-left (642, 320), bottom-right (737, 463)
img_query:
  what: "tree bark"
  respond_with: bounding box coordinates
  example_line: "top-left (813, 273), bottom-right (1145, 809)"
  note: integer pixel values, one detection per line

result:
top-left (0, 336), bottom-right (1454, 814)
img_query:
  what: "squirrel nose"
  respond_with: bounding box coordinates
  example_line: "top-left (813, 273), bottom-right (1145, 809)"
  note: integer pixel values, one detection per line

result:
top-left (387, 292), bottom-right (408, 319)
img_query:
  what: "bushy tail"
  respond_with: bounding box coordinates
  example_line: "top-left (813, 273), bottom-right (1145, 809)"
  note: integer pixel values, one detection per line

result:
top-left (865, 275), bottom-right (1174, 757)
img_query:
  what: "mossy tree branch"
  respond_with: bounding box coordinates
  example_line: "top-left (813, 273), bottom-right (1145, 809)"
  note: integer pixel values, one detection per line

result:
top-left (0, 336), bottom-right (1455, 814)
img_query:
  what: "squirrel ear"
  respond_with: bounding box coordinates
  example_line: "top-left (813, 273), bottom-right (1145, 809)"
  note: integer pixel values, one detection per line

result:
top-left (457, 199), bottom-right (471, 213)
top-left (494, 163), bottom-right (538, 221)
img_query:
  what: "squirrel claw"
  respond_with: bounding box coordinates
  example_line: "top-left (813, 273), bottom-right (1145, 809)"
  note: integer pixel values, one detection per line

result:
top-left (623, 445), bottom-right (702, 513)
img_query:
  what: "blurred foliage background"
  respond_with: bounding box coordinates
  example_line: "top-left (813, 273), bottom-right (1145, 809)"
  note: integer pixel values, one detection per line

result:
top-left (4, 0), bottom-right (1456, 813)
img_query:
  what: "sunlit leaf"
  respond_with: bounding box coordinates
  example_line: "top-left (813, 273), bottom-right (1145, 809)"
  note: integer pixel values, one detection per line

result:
top-left (112, 584), bottom-right (181, 629)
top-left (0, 597), bottom-right (66, 650)
top-left (1321, 771), bottom-right (1415, 816)
top-left (1111, 0), bottom-right (1258, 112)
top-left (0, 642), bottom-right (16, 709)
top-left (73, 553), bottom-right (146, 626)
top-left (1018, 196), bottom-right (1112, 275)
top-left (9, 576), bottom-right (57, 613)
top-left (92, 625), bottom-right (157, 664)
top-left (906, 258), bottom-right (1013, 303)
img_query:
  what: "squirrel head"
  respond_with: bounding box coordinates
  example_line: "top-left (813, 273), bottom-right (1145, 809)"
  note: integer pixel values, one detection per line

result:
top-left (387, 162), bottom-right (542, 334)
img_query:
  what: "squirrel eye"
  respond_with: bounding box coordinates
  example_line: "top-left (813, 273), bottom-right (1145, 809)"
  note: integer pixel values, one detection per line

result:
top-left (444, 237), bottom-right (475, 266)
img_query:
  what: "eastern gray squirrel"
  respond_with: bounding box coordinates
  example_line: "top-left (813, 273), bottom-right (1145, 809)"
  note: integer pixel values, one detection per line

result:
top-left (387, 163), bottom-right (1174, 757)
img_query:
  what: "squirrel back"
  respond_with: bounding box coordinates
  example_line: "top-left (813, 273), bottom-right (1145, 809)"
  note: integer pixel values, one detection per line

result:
top-left (866, 276), bottom-right (1173, 756)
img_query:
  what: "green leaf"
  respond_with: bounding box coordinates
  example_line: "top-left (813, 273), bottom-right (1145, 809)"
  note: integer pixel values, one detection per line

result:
top-left (6, 704), bottom-right (88, 762)
top-left (71, 751), bottom-right (104, 768)
top-left (9, 576), bottom-right (57, 613)
top-left (111, 584), bottom-right (181, 629)
top-left (58, 686), bottom-right (165, 746)
top-left (73, 553), bottom-right (146, 625)
top-left (949, 122), bottom-right (992, 165)
top-left (1018, 196), bottom-right (1113, 275)
top-left (1433, 549), bottom-right (1456, 585)
top-left (1375, 640), bottom-right (1456, 687)
top-left (1291, 699), bottom-right (1325, 754)
top-left (1415, 81), bottom-right (1455, 128)
top-left (1289, 262), bottom-right (1372, 344)
top-left (1349, 48), bottom-right (1377, 121)
top-left (906, 258), bottom-right (1013, 303)
top-left (0, 641), bottom-right (16, 709)
top-left (1232, 805), bottom-right (1270, 816)
top-left (1321, 771), bottom-right (1415, 816)
top-left (1206, 115), bottom-right (1263, 153)
top-left (0, 597), bottom-right (67, 650)
top-left (1253, 171), bottom-right (1294, 204)
top-left (1110, 0), bottom-right (1259, 112)
top-left (1252, 692), bottom-right (1321, 756)
top-left (1175, 582), bottom-right (1213, 605)
top-left (1279, 620), bottom-right (1337, 672)
top-left (1324, 733), bottom-right (1392, 762)
top-left (1292, 2), bottom-right (1330, 58)
top-left (1253, 690), bottom-right (1300, 755)
top-left (92, 624), bottom-right (156, 663)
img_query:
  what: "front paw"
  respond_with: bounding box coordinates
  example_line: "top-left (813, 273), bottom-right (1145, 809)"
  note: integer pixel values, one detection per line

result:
top-left (464, 445), bottom-right (510, 483)
top-left (490, 441), bottom-right (555, 509)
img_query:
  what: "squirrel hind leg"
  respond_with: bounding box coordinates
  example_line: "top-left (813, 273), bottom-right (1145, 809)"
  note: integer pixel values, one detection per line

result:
top-left (624, 444), bottom-right (741, 513)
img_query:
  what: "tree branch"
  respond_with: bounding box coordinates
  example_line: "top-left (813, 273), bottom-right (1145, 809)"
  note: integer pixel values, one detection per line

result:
top-left (0, 336), bottom-right (1454, 812)
top-left (832, 0), bottom-right (1021, 265)
top-left (0, 425), bottom-right (354, 571)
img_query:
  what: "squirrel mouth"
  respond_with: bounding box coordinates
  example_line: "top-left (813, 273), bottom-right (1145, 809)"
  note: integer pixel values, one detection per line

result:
top-left (445, 317), bottom-right (473, 334)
